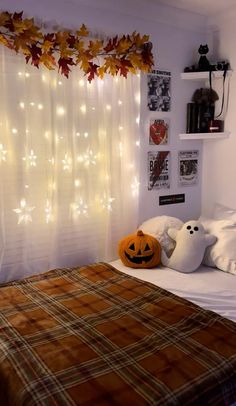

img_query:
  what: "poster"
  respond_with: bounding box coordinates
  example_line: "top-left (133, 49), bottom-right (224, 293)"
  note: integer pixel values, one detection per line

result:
top-left (149, 118), bottom-right (169, 145)
top-left (148, 151), bottom-right (170, 190)
top-left (147, 70), bottom-right (171, 112)
top-left (178, 150), bottom-right (199, 186)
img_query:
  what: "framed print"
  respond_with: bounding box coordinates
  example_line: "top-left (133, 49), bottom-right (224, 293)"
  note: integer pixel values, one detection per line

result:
top-left (178, 150), bottom-right (199, 186)
top-left (149, 118), bottom-right (169, 145)
top-left (147, 70), bottom-right (171, 112)
top-left (148, 151), bottom-right (170, 190)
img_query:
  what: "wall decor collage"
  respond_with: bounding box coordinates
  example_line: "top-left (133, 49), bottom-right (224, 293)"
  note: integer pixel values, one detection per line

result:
top-left (147, 70), bottom-right (199, 194)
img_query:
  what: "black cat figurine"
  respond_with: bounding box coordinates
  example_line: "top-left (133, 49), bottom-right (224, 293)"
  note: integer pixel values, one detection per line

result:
top-left (198, 44), bottom-right (210, 71)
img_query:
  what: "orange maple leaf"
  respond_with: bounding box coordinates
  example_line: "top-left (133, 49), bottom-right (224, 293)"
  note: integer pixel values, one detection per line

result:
top-left (76, 24), bottom-right (89, 37)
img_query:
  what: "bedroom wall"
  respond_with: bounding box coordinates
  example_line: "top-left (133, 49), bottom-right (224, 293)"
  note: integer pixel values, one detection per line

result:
top-left (0, 0), bottom-right (207, 223)
top-left (201, 6), bottom-right (236, 216)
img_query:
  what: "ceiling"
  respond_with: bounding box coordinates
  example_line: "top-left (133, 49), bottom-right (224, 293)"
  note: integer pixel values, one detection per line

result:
top-left (156, 0), bottom-right (236, 16)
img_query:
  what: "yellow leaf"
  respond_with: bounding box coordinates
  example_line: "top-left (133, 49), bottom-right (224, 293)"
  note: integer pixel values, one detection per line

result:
top-left (74, 40), bottom-right (85, 53)
top-left (116, 37), bottom-right (132, 54)
top-left (128, 52), bottom-right (143, 69)
top-left (77, 54), bottom-right (90, 72)
top-left (0, 34), bottom-right (12, 48)
top-left (0, 12), bottom-right (10, 27)
top-left (104, 56), bottom-right (120, 76)
top-left (97, 66), bottom-right (106, 79)
top-left (89, 40), bottom-right (103, 56)
top-left (76, 24), bottom-right (89, 37)
top-left (13, 17), bottom-right (34, 34)
top-left (40, 53), bottom-right (56, 70)
top-left (42, 40), bottom-right (54, 53)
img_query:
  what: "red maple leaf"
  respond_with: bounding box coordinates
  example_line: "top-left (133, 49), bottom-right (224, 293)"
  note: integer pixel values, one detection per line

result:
top-left (58, 57), bottom-right (75, 78)
top-left (67, 34), bottom-right (76, 48)
top-left (119, 58), bottom-right (132, 78)
top-left (87, 62), bottom-right (99, 82)
top-left (104, 36), bottom-right (118, 53)
top-left (26, 44), bottom-right (42, 67)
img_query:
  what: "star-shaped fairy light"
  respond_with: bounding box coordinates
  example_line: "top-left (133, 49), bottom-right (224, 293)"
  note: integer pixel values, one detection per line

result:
top-left (62, 153), bottom-right (72, 171)
top-left (100, 194), bottom-right (115, 211)
top-left (22, 149), bottom-right (37, 167)
top-left (72, 198), bottom-right (88, 217)
top-left (13, 199), bottom-right (35, 224)
top-left (83, 149), bottom-right (97, 166)
top-left (45, 199), bottom-right (53, 223)
top-left (0, 144), bottom-right (7, 162)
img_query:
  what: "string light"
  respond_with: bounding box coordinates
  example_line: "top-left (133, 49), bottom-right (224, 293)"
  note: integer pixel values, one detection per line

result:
top-left (13, 199), bottom-right (35, 224)
top-left (12, 128), bottom-right (18, 135)
top-left (62, 153), bottom-right (72, 171)
top-left (72, 198), bottom-right (88, 217)
top-left (57, 106), bottom-right (66, 116)
top-left (19, 102), bottom-right (25, 109)
top-left (100, 194), bottom-right (115, 211)
top-left (118, 100), bottom-right (122, 106)
top-left (119, 126), bottom-right (123, 131)
top-left (38, 104), bottom-right (43, 110)
top-left (83, 149), bottom-right (97, 166)
top-left (22, 149), bottom-right (37, 167)
top-left (45, 199), bottom-right (53, 223)
top-left (80, 104), bottom-right (86, 114)
top-left (135, 140), bottom-right (140, 147)
top-left (0, 144), bottom-right (7, 162)
top-left (131, 177), bottom-right (140, 197)
top-left (75, 179), bottom-right (81, 187)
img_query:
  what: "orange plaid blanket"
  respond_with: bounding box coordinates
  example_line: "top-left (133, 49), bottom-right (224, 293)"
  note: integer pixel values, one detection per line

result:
top-left (0, 262), bottom-right (235, 405)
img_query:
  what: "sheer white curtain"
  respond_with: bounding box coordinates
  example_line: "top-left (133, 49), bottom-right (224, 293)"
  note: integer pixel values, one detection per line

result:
top-left (0, 47), bottom-right (140, 283)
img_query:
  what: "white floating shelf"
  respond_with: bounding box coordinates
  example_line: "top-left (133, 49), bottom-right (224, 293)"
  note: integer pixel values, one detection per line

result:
top-left (179, 132), bottom-right (230, 140)
top-left (181, 70), bottom-right (232, 80)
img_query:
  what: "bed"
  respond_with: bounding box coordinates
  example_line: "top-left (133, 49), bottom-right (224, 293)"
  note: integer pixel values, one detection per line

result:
top-left (0, 261), bottom-right (235, 405)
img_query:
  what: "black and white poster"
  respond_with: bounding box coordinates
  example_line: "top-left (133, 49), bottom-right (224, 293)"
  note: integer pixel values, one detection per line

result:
top-left (147, 70), bottom-right (171, 112)
top-left (148, 151), bottom-right (170, 190)
top-left (178, 150), bottom-right (199, 186)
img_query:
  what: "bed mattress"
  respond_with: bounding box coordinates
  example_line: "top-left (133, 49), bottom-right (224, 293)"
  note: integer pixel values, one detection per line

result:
top-left (111, 260), bottom-right (236, 323)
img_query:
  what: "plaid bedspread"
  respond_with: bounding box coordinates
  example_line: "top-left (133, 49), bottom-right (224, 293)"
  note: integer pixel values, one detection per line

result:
top-left (0, 263), bottom-right (235, 405)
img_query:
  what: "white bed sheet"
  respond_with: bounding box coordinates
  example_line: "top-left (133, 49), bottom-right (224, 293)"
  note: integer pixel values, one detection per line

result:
top-left (110, 259), bottom-right (236, 323)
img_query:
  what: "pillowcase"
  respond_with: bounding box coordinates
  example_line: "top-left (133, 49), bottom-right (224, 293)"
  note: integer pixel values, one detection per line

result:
top-left (138, 215), bottom-right (183, 256)
top-left (199, 216), bottom-right (236, 275)
top-left (213, 203), bottom-right (236, 222)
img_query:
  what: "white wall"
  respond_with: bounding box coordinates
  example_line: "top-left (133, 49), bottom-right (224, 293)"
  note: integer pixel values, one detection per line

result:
top-left (0, 0), bottom-right (207, 223)
top-left (202, 6), bottom-right (236, 216)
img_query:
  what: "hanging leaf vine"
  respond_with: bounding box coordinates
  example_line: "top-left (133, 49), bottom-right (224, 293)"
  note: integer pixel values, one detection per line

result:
top-left (0, 11), bottom-right (154, 81)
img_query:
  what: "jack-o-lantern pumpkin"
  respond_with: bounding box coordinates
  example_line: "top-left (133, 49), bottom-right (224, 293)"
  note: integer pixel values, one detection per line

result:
top-left (118, 230), bottom-right (161, 268)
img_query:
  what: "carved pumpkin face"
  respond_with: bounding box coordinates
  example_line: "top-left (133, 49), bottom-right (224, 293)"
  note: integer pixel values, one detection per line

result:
top-left (118, 230), bottom-right (161, 268)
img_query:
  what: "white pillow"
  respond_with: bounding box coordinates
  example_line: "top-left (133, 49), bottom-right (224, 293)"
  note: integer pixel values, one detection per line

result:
top-left (213, 203), bottom-right (236, 222)
top-left (138, 215), bottom-right (183, 256)
top-left (199, 216), bottom-right (236, 275)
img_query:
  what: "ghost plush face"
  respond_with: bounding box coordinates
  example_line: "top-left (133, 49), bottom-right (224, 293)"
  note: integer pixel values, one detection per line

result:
top-left (183, 221), bottom-right (205, 238)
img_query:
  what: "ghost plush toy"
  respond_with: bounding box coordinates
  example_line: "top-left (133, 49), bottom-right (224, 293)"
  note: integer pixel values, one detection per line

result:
top-left (161, 220), bottom-right (217, 273)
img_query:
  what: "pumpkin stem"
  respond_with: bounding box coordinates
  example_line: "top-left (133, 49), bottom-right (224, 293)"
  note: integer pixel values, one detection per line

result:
top-left (137, 230), bottom-right (144, 236)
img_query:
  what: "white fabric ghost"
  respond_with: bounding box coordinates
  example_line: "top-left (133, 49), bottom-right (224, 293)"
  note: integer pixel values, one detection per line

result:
top-left (161, 220), bottom-right (217, 273)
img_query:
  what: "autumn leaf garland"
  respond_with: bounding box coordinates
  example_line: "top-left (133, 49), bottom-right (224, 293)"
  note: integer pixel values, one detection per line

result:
top-left (0, 11), bottom-right (154, 81)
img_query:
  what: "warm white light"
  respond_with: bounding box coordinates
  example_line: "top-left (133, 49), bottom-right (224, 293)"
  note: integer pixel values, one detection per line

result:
top-left (136, 116), bottom-right (140, 125)
top-left (18, 72), bottom-right (23, 76)
top-left (136, 140), bottom-right (140, 147)
top-left (118, 100), bottom-right (122, 105)
top-left (135, 92), bottom-right (141, 104)
top-left (0, 144), bottom-right (7, 162)
top-left (19, 102), bottom-right (25, 109)
top-left (119, 126), bottom-right (123, 131)
top-left (25, 184), bottom-right (29, 189)
top-left (80, 104), bottom-right (86, 114)
top-left (58, 81), bottom-right (62, 86)
top-left (79, 79), bottom-right (85, 87)
top-left (100, 194), bottom-right (115, 211)
top-left (13, 199), bottom-right (35, 224)
top-left (131, 177), bottom-right (140, 197)
top-left (75, 179), bottom-right (81, 187)
top-left (62, 153), bottom-right (72, 171)
top-left (45, 131), bottom-right (50, 139)
top-left (38, 104), bottom-right (43, 110)
top-left (12, 128), bottom-right (18, 135)
top-left (84, 132), bottom-right (89, 138)
top-left (30, 102), bottom-right (35, 106)
top-left (42, 74), bottom-right (46, 82)
top-left (83, 149), bottom-right (97, 166)
top-left (48, 157), bottom-right (55, 165)
top-left (106, 105), bottom-right (111, 111)
top-left (76, 132), bottom-right (80, 137)
top-left (72, 198), bottom-right (88, 217)
top-left (91, 107), bottom-right (96, 111)
top-left (23, 149), bottom-right (37, 167)
top-left (45, 199), bottom-right (53, 223)
top-left (25, 73), bottom-right (30, 78)
top-left (57, 106), bottom-right (66, 116)
top-left (25, 129), bottom-right (29, 134)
